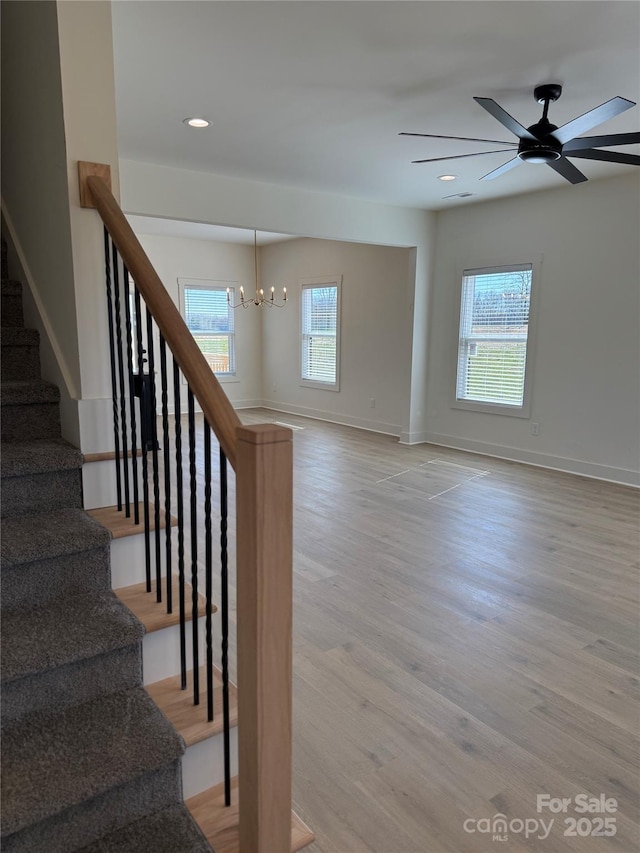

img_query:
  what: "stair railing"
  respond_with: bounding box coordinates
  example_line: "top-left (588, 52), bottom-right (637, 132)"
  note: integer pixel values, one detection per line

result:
top-left (79, 162), bottom-right (293, 853)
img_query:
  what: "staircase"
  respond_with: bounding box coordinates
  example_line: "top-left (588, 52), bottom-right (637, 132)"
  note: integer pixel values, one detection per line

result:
top-left (0, 240), bottom-right (212, 852)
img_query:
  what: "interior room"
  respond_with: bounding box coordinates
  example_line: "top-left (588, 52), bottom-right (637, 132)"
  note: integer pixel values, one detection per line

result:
top-left (1, 1), bottom-right (638, 851)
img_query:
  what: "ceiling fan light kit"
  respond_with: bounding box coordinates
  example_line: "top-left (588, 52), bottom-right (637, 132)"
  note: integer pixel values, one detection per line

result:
top-left (402, 83), bottom-right (640, 186)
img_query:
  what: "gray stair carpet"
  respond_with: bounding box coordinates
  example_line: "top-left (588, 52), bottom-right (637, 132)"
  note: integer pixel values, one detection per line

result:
top-left (1, 440), bottom-right (84, 518)
top-left (0, 238), bottom-right (213, 851)
top-left (78, 804), bottom-right (212, 853)
top-left (1, 379), bottom-right (62, 442)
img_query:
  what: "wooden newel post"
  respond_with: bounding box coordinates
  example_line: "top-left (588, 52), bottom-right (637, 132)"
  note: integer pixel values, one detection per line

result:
top-left (236, 424), bottom-right (293, 853)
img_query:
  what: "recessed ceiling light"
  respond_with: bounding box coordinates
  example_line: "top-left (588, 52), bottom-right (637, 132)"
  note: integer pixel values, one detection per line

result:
top-left (183, 117), bottom-right (211, 128)
top-left (438, 174), bottom-right (457, 181)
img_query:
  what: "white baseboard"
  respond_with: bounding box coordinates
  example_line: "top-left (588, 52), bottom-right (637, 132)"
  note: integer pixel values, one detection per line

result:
top-left (398, 430), bottom-right (430, 445)
top-left (259, 399), bottom-right (401, 437)
top-left (232, 398), bottom-right (264, 410)
top-left (421, 431), bottom-right (640, 488)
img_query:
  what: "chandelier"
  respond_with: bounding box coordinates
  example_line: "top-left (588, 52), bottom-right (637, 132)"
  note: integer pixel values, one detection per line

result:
top-left (227, 230), bottom-right (287, 309)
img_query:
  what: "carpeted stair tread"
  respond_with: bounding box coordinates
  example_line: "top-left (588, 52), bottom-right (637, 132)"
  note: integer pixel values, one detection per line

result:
top-left (1, 327), bottom-right (39, 346)
top-left (1, 508), bottom-right (109, 567)
top-left (78, 804), bottom-right (212, 853)
top-left (1, 687), bottom-right (185, 838)
top-left (1, 380), bottom-right (60, 406)
top-left (1, 590), bottom-right (145, 683)
top-left (0, 439), bottom-right (82, 480)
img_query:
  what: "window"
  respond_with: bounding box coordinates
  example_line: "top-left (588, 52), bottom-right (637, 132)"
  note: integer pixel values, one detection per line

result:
top-left (179, 279), bottom-right (235, 376)
top-left (300, 278), bottom-right (340, 389)
top-left (455, 264), bottom-right (533, 415)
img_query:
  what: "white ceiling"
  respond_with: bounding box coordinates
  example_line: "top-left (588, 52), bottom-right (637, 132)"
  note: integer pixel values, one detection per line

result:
top-left (112, 1), bottom-right (639, 214)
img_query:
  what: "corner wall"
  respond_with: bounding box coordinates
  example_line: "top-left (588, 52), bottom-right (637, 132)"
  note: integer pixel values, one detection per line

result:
top-left (426, 173), bottom-right (640, 485)
top-left (260, 237), bottom-right (412, 435)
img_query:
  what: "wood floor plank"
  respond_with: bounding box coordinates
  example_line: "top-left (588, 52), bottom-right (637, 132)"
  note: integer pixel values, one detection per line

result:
top-left (157, 408), bottom-right (638, 852)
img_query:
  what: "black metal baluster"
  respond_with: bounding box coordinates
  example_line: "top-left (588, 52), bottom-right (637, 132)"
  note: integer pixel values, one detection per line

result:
top-left (219, 447), bottom-right (231, 807)
top-left (146, 307), bottom-right (162, 601)
top-left (103, 228), bottom-right (122, 511)
top-left (123, 266), bottom-right (139, 524)
top-left (160, 334), bottom-right (172, 613)
top-left (112, 243), bottom-right (131, 517)
top-left (135, 288), bottom-right (151, 592)
top-left (173, 358), bottom-right (187, 689)
top-left (188, 389), bottom-right (200, 704)
top-left (204, 421), bottom-right (214, 721)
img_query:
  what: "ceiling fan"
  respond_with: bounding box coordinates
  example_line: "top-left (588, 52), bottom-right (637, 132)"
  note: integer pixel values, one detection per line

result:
top-left (401, 84), bottom-right (640, 184)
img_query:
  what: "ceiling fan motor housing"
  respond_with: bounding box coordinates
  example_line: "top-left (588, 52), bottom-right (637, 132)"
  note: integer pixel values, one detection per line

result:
top-left (518, 119), bottom-right (563, 163)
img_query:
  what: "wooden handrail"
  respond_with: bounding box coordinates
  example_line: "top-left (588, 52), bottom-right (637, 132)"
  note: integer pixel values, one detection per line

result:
top-left (81, 162), bottom-right (298, 851)
top-left (83, 169), bottom-right (241, 468)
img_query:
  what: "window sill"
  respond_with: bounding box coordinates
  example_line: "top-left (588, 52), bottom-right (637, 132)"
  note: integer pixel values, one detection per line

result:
top-left (451, 398), bottom-right (530, 419)
top-left (299, 379), bottom-right (340, 392)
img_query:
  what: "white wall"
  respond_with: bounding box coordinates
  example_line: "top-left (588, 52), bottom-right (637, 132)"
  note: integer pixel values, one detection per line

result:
top-left (1, 0), bottom-right (121, 451)
top-left (426, 173), bottom-right (640, 486)
top-left (260, 237), bottom-right (412, 435)
top-left (119, 159), bottom-right (435, 437)
top-left (1, 0), bottom-right (81, 442)
top-left (57, 0), bottom-right (121, 398)
top-left (136, 233), bottom-right (262, 408)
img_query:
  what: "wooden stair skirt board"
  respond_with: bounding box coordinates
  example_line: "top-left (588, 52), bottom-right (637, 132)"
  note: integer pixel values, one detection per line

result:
top-left (187, 778), bottom-right (314, 853)
top-left (88, 502), bottom-right (177, 539)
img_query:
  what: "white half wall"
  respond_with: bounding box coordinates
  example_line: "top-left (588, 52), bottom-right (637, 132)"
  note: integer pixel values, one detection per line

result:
top-left (426, 173), bottom-right (640, 486)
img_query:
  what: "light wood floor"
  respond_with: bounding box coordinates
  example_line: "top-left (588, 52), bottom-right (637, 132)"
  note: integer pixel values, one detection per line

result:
top-left (157, 408), bottom-right (639, 853)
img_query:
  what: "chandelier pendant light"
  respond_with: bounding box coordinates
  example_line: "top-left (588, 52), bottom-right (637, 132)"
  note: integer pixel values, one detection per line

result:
top-left (227, 230), bottom-right (287, 309)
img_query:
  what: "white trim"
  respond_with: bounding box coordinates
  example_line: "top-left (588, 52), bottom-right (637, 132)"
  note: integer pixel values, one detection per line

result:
top-left (1, 200), bottom-right (80, 399)
top-left (299, 275), bottom-right (341, 391)
top-left (420, 431), bottom-right (640, 488)
top-left (177, 277), bottom-right (236, 378)
top-left (259, 399), bottom-right (401, 437)
top-left (232, 398), bottom-right (264, 410)
top-left (451, 255), bottom-right (543, 419)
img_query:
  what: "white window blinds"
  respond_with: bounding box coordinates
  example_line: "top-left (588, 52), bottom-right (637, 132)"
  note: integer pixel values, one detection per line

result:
top-left (456, 265), bottom-right (532, 408)
top-left (301, 284), bottom-right (339, 385)
top-left (182, 284), bottom-right (235, 375)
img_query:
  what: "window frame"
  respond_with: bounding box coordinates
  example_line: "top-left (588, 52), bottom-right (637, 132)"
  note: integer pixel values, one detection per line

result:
top-left (178, 278), bottom-right (237, 381)
top-left (451, 258), bottom-right (541, 419)
top-left (299, 275), bottom-right (342, 392)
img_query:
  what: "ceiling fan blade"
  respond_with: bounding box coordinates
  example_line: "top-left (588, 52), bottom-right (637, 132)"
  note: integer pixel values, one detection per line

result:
top-left (399, 132), bottom-right (514, 145)
top-left (553, 97), bottom-right (636, 145)
top-left (547, 158), bottom-right (588, 184)
top-left (473, 97), bottom-right (536, 140)
top-left (411, 149), bottom-right (517, 164)
top-left (567, 149), bottom-right (640, 166)
top-left (563, 132), bottom-right (640, 151)
top-left (480, 157), bottom-right (522, 181)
